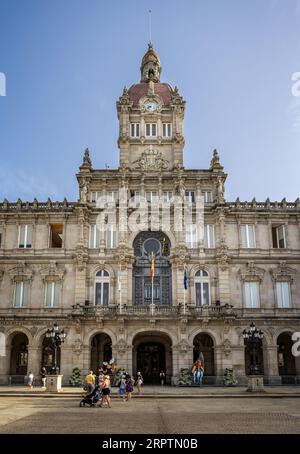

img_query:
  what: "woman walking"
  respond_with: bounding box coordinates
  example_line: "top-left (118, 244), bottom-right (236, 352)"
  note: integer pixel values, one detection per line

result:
top-left (118, 373), bottom-right (126, 401)
top-left (135, 371), bottom-right (143, 394)
top-left (125, 373), bottom-right (133, 401)
top-left (26, 371), bottom-right (34, 389)
top-left (100, 375), bottom-right (111, 408)
top-left (40, 367), bottom-right (47, 389)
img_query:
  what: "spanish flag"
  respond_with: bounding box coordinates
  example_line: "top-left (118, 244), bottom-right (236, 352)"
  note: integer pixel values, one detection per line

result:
top-left (150, 252), bottom-right (155, 280)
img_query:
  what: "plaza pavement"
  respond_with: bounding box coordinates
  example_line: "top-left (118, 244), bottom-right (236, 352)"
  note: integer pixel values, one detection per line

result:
top-left (0, 385), bottom-right (300, 434)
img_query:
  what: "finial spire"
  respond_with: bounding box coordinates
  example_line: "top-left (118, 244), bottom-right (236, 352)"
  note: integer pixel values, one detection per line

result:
top-left (148, 9), bottom-right (152, 45)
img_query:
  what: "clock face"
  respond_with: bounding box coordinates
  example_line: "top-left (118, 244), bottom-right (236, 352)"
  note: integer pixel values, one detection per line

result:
top-left (145, 101), bottom-right (158, 112)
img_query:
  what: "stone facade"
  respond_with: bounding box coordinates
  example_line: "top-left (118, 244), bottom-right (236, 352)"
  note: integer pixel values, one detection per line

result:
top-left (0, 44), bottom-right (299, 386)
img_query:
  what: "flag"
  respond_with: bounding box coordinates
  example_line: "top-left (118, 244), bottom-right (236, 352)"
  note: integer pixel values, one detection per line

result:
top-left (184, 268), bottom-right (188, 290)
top-left (162, 237), bottom-right (167, 255)
top-left (150, 252), bottom-right (155, 280)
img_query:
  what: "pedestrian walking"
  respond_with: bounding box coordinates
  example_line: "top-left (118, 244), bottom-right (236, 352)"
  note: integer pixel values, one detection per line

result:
top-left (125, 373), bottom-right (134, 401)
top-left (26, 371), bottom-right (34, 389)
top-left (118, 374), bottom-right (126, 401)
top-left (40, 367), bottom-right (47, 389)
top-left (159, 370), bottom-right (166, 386)
top-left (85, 370), bottom-right (95, 394)
top-left (135, 371), bottom-right (143, 394)
top-left (100, 375), bottom-right (111, 408)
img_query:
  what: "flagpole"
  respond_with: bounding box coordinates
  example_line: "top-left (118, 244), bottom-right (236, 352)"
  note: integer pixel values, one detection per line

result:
top-left (119, 264), bottom-right (122, 315)
top-left (151, 274), bottom-right (154, 316)
top-left (183, 265), bottom-right (186, 315)
top-left (150, 251), bottom-right (154, 317)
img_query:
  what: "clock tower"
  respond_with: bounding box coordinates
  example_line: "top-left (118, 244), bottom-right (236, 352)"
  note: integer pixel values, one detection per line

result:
top-left (117, 43), bottom-right (186, 170)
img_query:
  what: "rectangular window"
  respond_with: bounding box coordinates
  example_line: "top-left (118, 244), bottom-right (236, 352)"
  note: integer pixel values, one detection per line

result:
top-left (186, 224), bottom-right (198, 248)
top-left (18, 225), bottom-right (32, 248)
top-left (134, 191), bottom-right (140, 202)
top-left (0, 226), bottom-right (2, 247)
top-left (145, 123), bottom-right (157, 137)
top-left (106, 225), bottom-right (118, 249)
top-left (240, 224), bottom-right (256, 248)
top-left (95, 282), bottom-right (109, 306)
top-left (276, 282), bottom-right (291, 308)
top-left (49, 224), bottom-right (63, 248)
top-left (244, 282), bottom-right (260, 308)
top-left (130, 123), bottom-right (140, 137)
top-left (146, 192), bottom-right (158, 203)
top-left (185, 191), bottom-right (195, 203)
top-left (14, 282), bottom-right (28, 307)
top-left (107, 191), bottom-right (118, 203)
top-left (163, 191), bottom-right (173, 202)
top-left (45, 282), bottom-right (61, 307)
top-left (195, 282), bottom-right (210, 306)
top-left (272, 225), bottom-right (286, 248)
top-left (204, 224), bottom-right (215, 248)
top-left (203, 191), bottom-right (213, 203)
top-left (89, 225), bottom-right (100, 248)
top-left (90, 191), bottom-right (102, 203)
top-left (162, 123), bottom-right (172, 137)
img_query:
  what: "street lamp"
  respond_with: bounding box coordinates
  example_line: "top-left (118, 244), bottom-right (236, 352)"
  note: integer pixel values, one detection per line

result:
top-left (243, 322), bottom-right (264, 375)
top-left (45, 323), bottom-right (67, 375)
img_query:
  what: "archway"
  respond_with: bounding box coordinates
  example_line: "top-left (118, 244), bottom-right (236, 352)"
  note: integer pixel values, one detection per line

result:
top-left (133, 332), bottom-right (172, 384)
top-left (193, 333), bottom-right (215, 382)
top-left (41, 335), bottom-right (61, 374)
top-left (90, 333), bottom-right (112, 373)
top-left (132, 231), bottom-right (172, 306)
top-left (10, 332), bottom-right (28, 376)
top-left (277, 332), bottom-right (296, 384)
top-left (244, 338), bottom-right (264, 376)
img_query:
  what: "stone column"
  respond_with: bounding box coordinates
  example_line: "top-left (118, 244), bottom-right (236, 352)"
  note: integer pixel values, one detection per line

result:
top-left (264, 345), bottom-right (281, 385)
top-left (232, 346), bottom-right (248, 386)
top-left (27, 346), bottom-right (41, 382)
top-left (60, 344), bottom-right (74, 385)
top-left (214, 345), bottom-right (225, 385)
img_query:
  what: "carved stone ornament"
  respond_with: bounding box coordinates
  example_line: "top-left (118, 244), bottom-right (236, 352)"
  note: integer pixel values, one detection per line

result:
top-left (74, 339), bottom-right (83, 356)
top-left (222, 339), bottom-right (232, 357)
top-left (271, 261), bottom-right (296, 283)
top-left (9, 261), bottom-right (33, 282)
top-left (114, 338), bottom-right (128, 356)
top-left (132, 146), bottom-right (169, 171)
top-left (239, 261), bottom-right (265, 282)
top-left (216, 242), bottom-right (230, 270)
top-left (210, 149), bottom-right (224, 172)
top-left (40, 261), bottom-right (65, 282)
top-left (74, 245), bottom-right (88, 271)
top-left (175, 339), bottom-right (190, 354)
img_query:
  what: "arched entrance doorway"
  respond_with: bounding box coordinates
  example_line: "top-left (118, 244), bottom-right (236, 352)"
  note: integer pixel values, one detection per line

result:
top-left (193, 333), bottom-right (215, 383)
top-left (133, 231), bottom-right (172, 306)
top-left (41, 335), bottom-right (61, 374)
top-left (277, 332), bottom-right (296, 384)
top-left (133, 332), bottom-right (172, 384)
top-left (90, 333), bottom-right (112, 373)
top-left (244, 338), bottom-right (264, 376)
top-left (10, 332), bottom-right (28, 376)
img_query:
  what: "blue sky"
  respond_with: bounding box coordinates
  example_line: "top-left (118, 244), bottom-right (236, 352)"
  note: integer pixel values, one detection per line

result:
top-left (0, 0), bottom-right (299, 202)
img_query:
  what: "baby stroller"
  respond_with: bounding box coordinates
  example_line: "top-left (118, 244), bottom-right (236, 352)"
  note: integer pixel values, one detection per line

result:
top-left (79, 385), bottom-right (101, 407)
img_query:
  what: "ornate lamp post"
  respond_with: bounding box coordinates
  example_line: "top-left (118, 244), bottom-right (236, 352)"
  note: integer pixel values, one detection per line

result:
top-left (243, 322), bottom-right (264, 375)
top-left (45, 323), bottom-right (67, 375)
top-left (243, 322), bottom-right (265, 392)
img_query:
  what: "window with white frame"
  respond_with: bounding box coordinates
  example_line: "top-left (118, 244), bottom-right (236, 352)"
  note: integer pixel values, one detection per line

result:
top-left (107, 191), bottom-right (118, 203)
top-left (14, 282), bottom-right (29, 307)
top-left (204, 224), bottom-right (215, 248)
top-left (145, 123), bottom-right (157, 137)
top-left (89, 225), bottom-right (100, 248)
top-left (130, 123), bottom-right (140, 137)
top-left (203, 191), bottom-right (213, 203)
top-left (45, 281), bottom-right (61, 307)
top-left (240, 224), bottom-right (256, 248)
top-left (18, 225), bottom-right (32, 248)
top-left (185, 191), bottom-right (195, 203)
top-left (195, 270), bottom-right (210, 306)
top-left (276, 282), bottom-right (291, 308)
top-left (272, 225), bottom-right (286, 249)
top-left (244, 282), bottom-right (260, 308)
top-left (162, 123), bottom-right (172, 137)
top-left (163, 191), bottom-right (173, 202)
top-left (134, 191), bottom-right (141, 202)
top-left (146, 191), bottom-right (158, 203)
top-left (90, 191), bottom-right (102, 203)
top-left (186, 224), bottom-right (198, 248)
top-left (106, 225), bottom-right (118, 249)
top-left (95, 270), bottom-right (109, 306)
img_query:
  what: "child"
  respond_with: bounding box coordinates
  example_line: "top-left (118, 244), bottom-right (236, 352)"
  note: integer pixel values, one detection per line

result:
top-left (135, 371), bottom-right (143, 394)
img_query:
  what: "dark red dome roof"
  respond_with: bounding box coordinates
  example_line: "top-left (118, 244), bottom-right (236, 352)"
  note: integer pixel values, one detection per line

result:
top-left (128, 82), bottom-right (173, 106)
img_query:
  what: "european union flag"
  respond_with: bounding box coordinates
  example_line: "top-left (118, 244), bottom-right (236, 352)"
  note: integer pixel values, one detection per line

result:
top-left (184, 269), bottom-right (188, 290)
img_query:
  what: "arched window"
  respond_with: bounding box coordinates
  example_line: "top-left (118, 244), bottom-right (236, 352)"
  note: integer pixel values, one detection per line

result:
top-left (195, 270), bottom-right (210, 306)
top-left (95, 270), bottom-right (110, 306)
